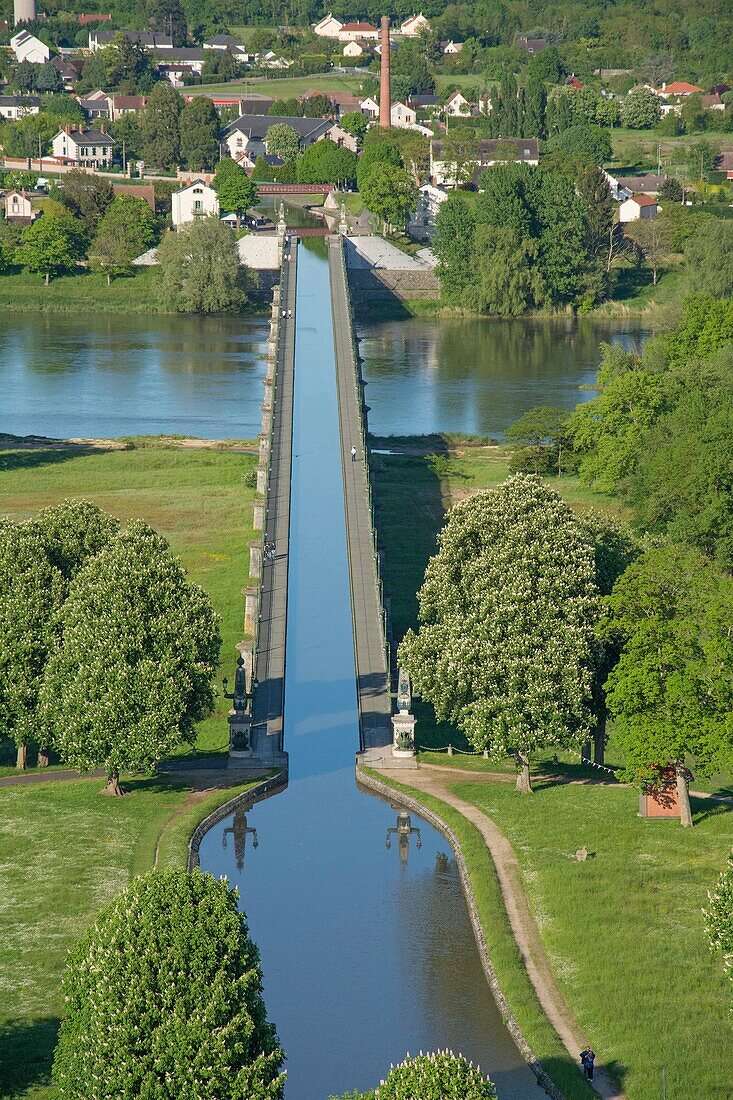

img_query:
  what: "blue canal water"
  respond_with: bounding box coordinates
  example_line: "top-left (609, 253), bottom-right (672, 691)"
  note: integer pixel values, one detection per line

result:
top-left (198, 247), bottom-right (540, 1098)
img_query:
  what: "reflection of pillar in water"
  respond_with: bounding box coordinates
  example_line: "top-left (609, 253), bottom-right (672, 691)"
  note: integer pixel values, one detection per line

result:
top-left (222, 807), bottom-right (258, 871)
top-left (386, 808), bottom-right (422, 865)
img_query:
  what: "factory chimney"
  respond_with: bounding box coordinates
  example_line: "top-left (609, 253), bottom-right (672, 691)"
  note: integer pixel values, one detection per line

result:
top-left (13, 0), bottom-right (37, 24)
top-left (379, 15), bottom-right (391, 127)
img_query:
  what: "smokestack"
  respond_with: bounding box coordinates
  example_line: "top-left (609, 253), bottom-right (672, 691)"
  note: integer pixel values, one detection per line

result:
top-left (379, 15), bottom-right (391, 128)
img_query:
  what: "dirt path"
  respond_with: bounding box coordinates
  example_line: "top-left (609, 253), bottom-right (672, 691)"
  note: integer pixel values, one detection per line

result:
top-left (378, 765), bottom-right (627, 1100)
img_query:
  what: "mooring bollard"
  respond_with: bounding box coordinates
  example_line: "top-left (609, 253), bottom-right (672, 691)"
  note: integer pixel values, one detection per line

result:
top-left (447, 744), bottom-right (454, 756)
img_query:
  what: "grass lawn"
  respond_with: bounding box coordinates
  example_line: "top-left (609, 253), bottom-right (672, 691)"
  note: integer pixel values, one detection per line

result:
top-left (195, 71), bottom-right (367, 97)
top-left (0, 440), bottom-right (259, 761)
top-left (0, 774), bottom-right (264, 1099)
top-left (0, 267), bottom-right (164, 315)
top-left (443, 779), bottom-right (733, 1100)
top-left (609, 127), bottom-right (733, 173)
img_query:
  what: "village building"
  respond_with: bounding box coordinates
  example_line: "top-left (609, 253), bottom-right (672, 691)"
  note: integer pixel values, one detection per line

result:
top-left (0, 94), bottom-right (41, 120)
top-left (222, 114), bottom-right (333, 163)
top-left (313, 13), bottom-right (344, 38)
top-left (516, 35), bottom-right (547, 53)
top-left (2, 190), bottom-right (39, 224)
top-left (10, 30), bottom-right (50, 64)
top-left (338, 21), bottom-right (379, 41)
top-left (445, 90), bottom-right (472, 117)
top-left (616, 173), bottom-right (665, 196)
top-left (391, 101), bottom-right (417, 128)
top-left (112, 182), bottom-right (155, 211)
top-left (360, 96), bottom-right (380, 119)
top-left (171, 179), bottom-right (219, 226)
top-left (88, 28), bottom-right (172, 50)
top-left (431, 137), bottom-right (539, 186)
top-left (203, 34), bottom-right (249, 60)
top-left (440, 40), bottom-right (463, 54)
top-left (400, 13), bottom-right (430, 36)
top-left (51, 126), bottom-right (116, 168)
top-left (408, 183), bottom-right (447, 240)
top-left (478, 92), bottom-right (493, 114)
top-left (653, 80), bottom-right (703, 98)
top-left (715, 151), bottom-right (733, 179)
top-left (343, 39), bottom-right (374, 59)
top-left (619, 194), bottom-right (658, 221)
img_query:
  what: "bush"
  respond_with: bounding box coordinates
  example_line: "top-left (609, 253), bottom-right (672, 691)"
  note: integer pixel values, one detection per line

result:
top-left (375, 1052), bottom-right (497, 1099)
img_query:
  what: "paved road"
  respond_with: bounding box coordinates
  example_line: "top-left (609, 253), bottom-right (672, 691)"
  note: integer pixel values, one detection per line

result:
top-left (328, 236), bottom-right (392, 752)
top-left (251, 239), bottom-right (296, 768)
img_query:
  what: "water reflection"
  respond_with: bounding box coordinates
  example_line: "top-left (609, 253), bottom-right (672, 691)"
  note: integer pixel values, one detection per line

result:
top-left (221, 807), bottom-right (259, 871)
top-left (0, 313), bottom-right (269, 439)
top-left (358, 315), bottom-right (651, 438)
top-left (386, 807), bottom-right (423, 864)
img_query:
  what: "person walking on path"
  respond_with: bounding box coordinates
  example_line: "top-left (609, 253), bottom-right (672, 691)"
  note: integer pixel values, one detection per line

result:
top-left (581, 1046), bottom-right (596, 1081)
top-left (350, 446), bottom-right (357, 462)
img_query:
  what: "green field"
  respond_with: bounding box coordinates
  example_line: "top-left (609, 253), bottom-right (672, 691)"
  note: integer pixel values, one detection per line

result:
top-left (0, 440), bottom-right (259, 760)
top-left (0, 267), bottom-right (164, 314)
top-left (609, 126), bottom-right (733, 173)
top-left (195, 71), bottom-right (368, 98)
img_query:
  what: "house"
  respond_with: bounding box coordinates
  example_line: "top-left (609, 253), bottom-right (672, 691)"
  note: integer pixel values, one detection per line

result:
top-left (616, 173), bottom-right (665, 196)
top-left (330, 92), bottom-right (365, 116)
top-left (325, 123), bottom-right (359, 151)
top-left (407, 94), bottom-right (441, 114)
top-left (51, 126), bottom-right (116, 168)
top-left (2, 190), bottom-right (38, 224)
top-left (77, 91), bottom-right (112, 120)
top-left (400, 13), bottom-right (430, 36)
top-left (236, 150), bottom-right (284, 171)
top-left (478, 92), bottom-right (493, 114)
top-left (654, 80), bottom-right (702, 98)
top-left (391, 101), bottom-right (417, 128)
top-left (77, 12), bottom-right (112, 24)
top-left (313, 12), bottom-right (344, 38)
top-left (258, 52), bottom-right (295, 70)
top-left (440, 40), bottom-right (463, 54)
top-left (88, 29), bottom-right (172, 50)
top-left (343, 40), bottom-right (372, 58)
top-left (360, 96), bottom-right (380, 119)
top-left (445, 90), bottom-right (472, 117)
top-left (431, 137), bottom-right (540, 186)
top-left (171, 179), bottom-right (219, 227)
top-left (50, 55), bottom-right (82, 85)
top-left (222, 114), bottom-right (333, 163)
top-left (153, 47), bottom-right (206, 80)
top-left (516, 35), bottom-right (547, 53)
top-left (602, 170), bottom-right (632, 201)
top-left (337, 22), bottom-right (378, 41)
top-left (619, 194), bottom-right (658, 221)
top-left (204, 34), bottom-right (248, 59)
top-left (10, 30), bottom-right (50, 64)
top-left (112, 182), bottom-right (155, 210)
top-left (701, 93), bottom-right (725, 112)
top-left (0, 94), bottom-right (41, 120)
top-left (110, 94), bottom-right (147, 118)
top-left (566, 74), bottom-right (584, 89)
top-left (408, 183), bottom-right (447, 240)
top-left (714, 152), bottom-right (733, 179)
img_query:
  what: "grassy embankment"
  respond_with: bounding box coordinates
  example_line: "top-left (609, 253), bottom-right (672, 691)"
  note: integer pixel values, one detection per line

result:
top-left (0, 439), bottom-right (272, 1097)
top-left (371, 440), bottom-right (733, 1099)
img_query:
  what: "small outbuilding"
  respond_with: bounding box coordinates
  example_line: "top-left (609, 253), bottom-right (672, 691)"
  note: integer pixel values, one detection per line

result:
top-left (619, 194), bottom-right (658, 221)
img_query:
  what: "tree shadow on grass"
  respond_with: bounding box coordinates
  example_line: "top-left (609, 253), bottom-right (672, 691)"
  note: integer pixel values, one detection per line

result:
top-left (690, 794), bottom-right (733, 826)
top-left (0, 1017), bottom-right (59, 1098)
top-left (0, 444), bottom-right (117, 476)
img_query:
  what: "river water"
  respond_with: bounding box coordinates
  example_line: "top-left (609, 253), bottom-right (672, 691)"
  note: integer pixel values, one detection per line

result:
top-left (199, 246), bottom-right (538, 1098)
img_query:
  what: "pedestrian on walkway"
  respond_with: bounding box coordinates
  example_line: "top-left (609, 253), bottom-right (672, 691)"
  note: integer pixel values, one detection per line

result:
top-left (580, 1046), bottom-right (595, 1082)
top-left (350, 445), bottom-right (357, 462)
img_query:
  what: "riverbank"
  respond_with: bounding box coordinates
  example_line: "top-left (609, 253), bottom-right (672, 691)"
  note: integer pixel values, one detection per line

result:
top-left (367, 765), bottom-right (732, 1100)
top-left (0, 267), bottom-right (270, 315)
top-left (0, 771), bottom-right (275, 1099)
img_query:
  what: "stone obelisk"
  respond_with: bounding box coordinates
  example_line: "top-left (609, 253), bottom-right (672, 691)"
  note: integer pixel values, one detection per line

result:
top-left (379, 15), bottom-right (391, 127)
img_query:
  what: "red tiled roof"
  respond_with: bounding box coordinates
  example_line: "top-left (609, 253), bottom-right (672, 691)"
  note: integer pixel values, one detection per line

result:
top-left (341, 21), bottom-right (376, 31)
top-left (661, 81), bottom-right (702, 94)
top-left (628, 194), bottom-right (658, 207)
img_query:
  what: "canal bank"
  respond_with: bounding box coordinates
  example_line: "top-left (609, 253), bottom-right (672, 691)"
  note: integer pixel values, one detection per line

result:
top-left (198, 242), bottom-right (539, 1099)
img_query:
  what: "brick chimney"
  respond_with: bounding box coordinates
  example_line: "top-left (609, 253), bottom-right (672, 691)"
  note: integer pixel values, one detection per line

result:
top-left (379, 15), bottom-right (391, 128)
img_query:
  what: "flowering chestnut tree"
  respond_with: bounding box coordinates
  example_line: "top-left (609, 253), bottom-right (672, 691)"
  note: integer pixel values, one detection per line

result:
top-left (399, 475), bottom-right (601, 791)
top-left (40, 520), bottom-right (220, 794)
top-left (705, 855), bottom-right (733, 1006)
top-left (53, 869), bottom-right (285, 1098)
top-left (375, 1052), bottom-right (497, 1099)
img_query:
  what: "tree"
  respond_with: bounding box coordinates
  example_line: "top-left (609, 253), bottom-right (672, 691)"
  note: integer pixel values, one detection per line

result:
top-left (434, 192), bottom-right (476, 303)
top-left (41, 93), bottom-right (85, 128)
top-left (40, 521), bottom-right (220, 794)
top-left (604, 546), bottom-right (733, 827)
top-left (78, 48), bottom-right (110, 95)
top-left (142, 81), bottom-right (181, 168)
top-left (106, 33), bottom-right (156, 94)
top-left (148, 0), bottom-right (188, 47)
top-left (340, 110), bottom-right (368, 141)
top-left (0, 521), bottom-right (64, 768)
top-left (13, 60), bottom-right (38, 92)
top-left (621, 87), bottom-right (661, 129)
top-left (685, 139), bottom-right (717, 182)
top-left (56, 169), bottom-right (114, 236)
top-left (658, 177), bottom-right (683, 202)
top-left (17, 212), bottom-right (87, 284)
top-left (265, 122), bottom-right (301, 161)
top-left (110, 112), bottom-right (143, 161)
top-left (1, 112), bottom-right (57, 159)
top-left (356, 139), bottom-right (402, 191)
top-left (579, 164), bottom-right (614, 264)
top-left (628, 215), bottom-right (669, 285)
top-left (53, 868), bottom-right (285, 1097)
top-left (547, 123), bottom-right (612, 165)
top-left (399, 475), bottom-right (601, 792)
top-left (358, 163), bottom-right (417, 232)
top-left (506, 405), bottom-right (571, 474)
top-left (392, 36), bottom-right (436, 97)
top-left (375, 1052), bottom-right (497, 1099)
top-left (179, 96), bottom-right (220, 171)
top-left (681, 93), bottom-right (708, 134)
top-left (685, 219), bottom-right (733, 298)
top-left (705, 856), bottom-right (733, 1004)
top-left (35, 62), bottom-right (62, 93)
top-left (468, 223), bottom-right (544, 315)
top-left (157, 216), bottom-right (245, 314)
top-left (300, 92), bottom-right (334, 118)
top-left (90, 195), bottom-right (158, 282)
top-left (296, 139), bottom-right (357, 185)
top-left (202, 47), bottom-right (240, 82)
top-left (213, 157), bottom-right (258, 227)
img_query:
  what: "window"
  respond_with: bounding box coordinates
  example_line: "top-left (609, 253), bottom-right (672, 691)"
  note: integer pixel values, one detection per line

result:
top-left (193, 200), bottom-right (203, 213)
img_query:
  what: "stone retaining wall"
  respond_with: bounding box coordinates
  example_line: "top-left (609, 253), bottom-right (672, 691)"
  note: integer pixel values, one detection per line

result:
top-left (187, 770), bottom-right (287, 870)
top-left (346, 268), bottom-right (440, 301)
top-left (356, 767), bottom-right (565, 1100)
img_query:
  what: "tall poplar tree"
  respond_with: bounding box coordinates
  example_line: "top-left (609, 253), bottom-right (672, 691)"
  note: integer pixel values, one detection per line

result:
top-left (142, 81), bottom-right (182, 169)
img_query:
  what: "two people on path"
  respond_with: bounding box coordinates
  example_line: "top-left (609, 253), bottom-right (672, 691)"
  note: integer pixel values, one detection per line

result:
top-left (580, 1045), bottom-right (595, 1081)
